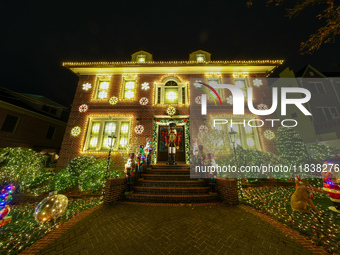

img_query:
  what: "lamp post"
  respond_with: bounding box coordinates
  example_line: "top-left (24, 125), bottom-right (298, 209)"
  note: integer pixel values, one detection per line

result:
top-left (102, 133), bottom-right (116, 201)
top-left (228, 128), bottom-right (243, 197)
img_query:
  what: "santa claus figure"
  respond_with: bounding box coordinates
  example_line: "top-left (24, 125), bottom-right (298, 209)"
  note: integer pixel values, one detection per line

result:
top-left (322, 161), bottom-right (340, 213)
top-left (144, 139), bottom-right (153, 168)
top-left (137, 145), bottom-right (146, 179)
top-left (192, 138), bottom-right (199, 164)
top-left (165, 121), bottom-right (181, 165)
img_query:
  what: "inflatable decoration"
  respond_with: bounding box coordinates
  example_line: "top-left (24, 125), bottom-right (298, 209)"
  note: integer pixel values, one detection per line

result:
top-left (34, 191), bottom-right (68, 223)
top-left (0, 184), bottom-right (15, 227)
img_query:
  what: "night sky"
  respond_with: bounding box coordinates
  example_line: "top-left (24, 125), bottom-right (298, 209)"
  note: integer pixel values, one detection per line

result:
top-left (1, 1), bottom-right (339, 108)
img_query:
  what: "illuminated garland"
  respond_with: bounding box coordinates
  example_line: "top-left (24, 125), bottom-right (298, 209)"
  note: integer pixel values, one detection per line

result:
top-left (152, 118), bottom-right (190, 164)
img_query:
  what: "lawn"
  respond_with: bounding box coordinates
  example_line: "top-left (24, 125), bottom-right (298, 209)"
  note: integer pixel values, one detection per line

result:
top-left (0, 197), bottom-right (101, 255)
top-left (242, 186), bottom-right (340, 254)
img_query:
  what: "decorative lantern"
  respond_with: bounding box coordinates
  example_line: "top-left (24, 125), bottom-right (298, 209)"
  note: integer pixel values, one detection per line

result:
top-left (34, 192), bottom-right (68, 223)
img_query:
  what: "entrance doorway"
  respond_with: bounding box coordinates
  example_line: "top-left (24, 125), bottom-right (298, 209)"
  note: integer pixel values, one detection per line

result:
top-left (157, 124), bottom-right (185, 162)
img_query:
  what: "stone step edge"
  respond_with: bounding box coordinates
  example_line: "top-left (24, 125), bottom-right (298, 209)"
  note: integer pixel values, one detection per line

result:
top-left (119, 201), bottom-right (222, 206)
top-left (134, 186), bottom-right (209, 190)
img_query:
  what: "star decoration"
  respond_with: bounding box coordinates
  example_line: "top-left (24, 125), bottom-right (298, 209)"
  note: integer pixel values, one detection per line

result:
top-left (109, 96), bottom-right (118, 105)
top-left (141, 82), bottom-right (150, 90)
top-left (139, 97), bottom-right (149, 105)
top-left (257, 103), bottom-right (269, 110)
top-left (71, 126), bottom-right (81, 137)
top-left (82, 83), bottom-right (92, 91)
top-left (264, 130), bottom-right (275, 140)
top-left (253, 79), bottom-right (263, 87)
top-left (78, 104), bottom-right (88, 113)
top-left (134, 125), bottom-right (144, 134)
top-left (195, 96), bottom-right (202, 104)
top-left (226, 96), bottom-right (233, 105)
top-left (167, 107), bottom-right (176, 116)
top-left (199, 125), bottom-right (208, 133)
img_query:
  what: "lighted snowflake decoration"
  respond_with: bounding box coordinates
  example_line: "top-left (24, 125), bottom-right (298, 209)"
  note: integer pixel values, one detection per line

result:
top-left (167, 107), bottom-right (176, 116)
top-left (264, 130), bottom-right (275, 140)
top-left (194, 80), bottom-right (202, 87)
top-left (109, 96), bottom-right (118, 105)
top-left (78, 104), bottom-right (88, 113)
top-left (199, 125), bottom-right (208, 133)
top-left (141, 82), bottom-right (150, 90)
top-left (82, 83), bottom-right (92, 91)
top-left (253, 79), bottom-right (263, 87)
top-left (71, 126), bottom-right (81, 137)
top-left (139, 97), bottom-right (149, 105)
top-left (226, 96), bottom-right (233, 105)
top-left (134, 125), bottom-right (144, 134)
top-left (257, 103), bottom-right (268, 110)
top-left (195, 96), bottom-right (202, 104)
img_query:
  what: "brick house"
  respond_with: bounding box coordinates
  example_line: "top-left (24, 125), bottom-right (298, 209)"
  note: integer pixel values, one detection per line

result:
top-left (0, 86), bottom-right (68, 163)
top-left (57, 50), bottom-right (283, 171)
top-left (275, 65), bottom-right (340, 143)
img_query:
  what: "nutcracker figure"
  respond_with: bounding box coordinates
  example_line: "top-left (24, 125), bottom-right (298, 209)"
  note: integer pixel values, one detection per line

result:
top-left (197, 145), bottom-right (206, 167)
top-left (322, 161), bottom-right (340, 213)
top-left (144, 139), bottom-right (153, 168)
top-left (137, 145), bottom-right (146, 179)
top-left (192, 138), bottom-right (199, 164)
top-left (124, 153), bottom-right (136, 192)
top-left (165, 121), bottom-right (181, 165)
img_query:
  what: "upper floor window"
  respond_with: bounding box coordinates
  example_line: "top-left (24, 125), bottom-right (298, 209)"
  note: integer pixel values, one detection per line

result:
top-left (155, 78), bottom-right (187, 105)
top-left (95, 75), bottom-right (111, 100)
top-left (137, 54), bottom-right (146, 63)
top-left (123, 80), bottom-right (136, 100)
top-left (84, 117), bottom-right (131, 151)
top-left (1, 114), bottom-right (19, 133)
top-left (316, 107), bottom-right (339, 121)
top-left (196, 54), bottom-right (206, 62)
top-left (234, 79), bottom-right (248, 97)
top-left (309, 81), bottom-right (326, 94)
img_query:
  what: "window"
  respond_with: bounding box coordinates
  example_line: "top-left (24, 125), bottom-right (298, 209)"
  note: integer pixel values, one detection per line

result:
top-left (84, 118), bottom-right (131, 151)
top-left (96, 81), bottom-right (110, 99)
top-left (317, 107), bottom-right (339, 121)
top-left (214, 119), bottom-right (261, 150)
top-left (155, 78), bottom-right (187, 105)
top-left (46, 126), bottom-right (56, 139)
top-left (309, 81), bottom-right (326, 94)
top-left (137, 54), bottom-right (146, 63)
top-left (123, 80), bottom-right (136, 99)
top-left (207, 78), bottom-right (223, 99)
top-left (1, 114), bottom-right (19, 133)
top-left (234, 79), bottom-right (248, 97)
top-left (42, 105), bottom-right (57, 115)
top-left (196, 54), bottom-right (206, 62)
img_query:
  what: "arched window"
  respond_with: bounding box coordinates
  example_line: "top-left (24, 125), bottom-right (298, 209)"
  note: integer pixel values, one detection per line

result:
top-left (155, 78), bottom-right (187, 105)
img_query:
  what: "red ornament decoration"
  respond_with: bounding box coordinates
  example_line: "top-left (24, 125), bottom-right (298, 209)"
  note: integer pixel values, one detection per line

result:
top-left (183, 119), bottom-right (187, 123)
top-left (156, 119), bottom-right (160, 122)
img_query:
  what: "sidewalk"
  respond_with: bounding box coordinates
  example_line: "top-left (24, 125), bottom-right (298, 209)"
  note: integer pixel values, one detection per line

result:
top-left (37, 203), bottom-right (313, 255)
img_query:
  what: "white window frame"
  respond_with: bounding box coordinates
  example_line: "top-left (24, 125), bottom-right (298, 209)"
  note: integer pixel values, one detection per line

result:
top-left (234, 78), bottom-right (248, 98)
top-left (137, 54), bottom-right (146, 63)
top-left (84, 117), bottom-right (131, 151)
top-left (213, 117), bottom-right (261, 150)
top-left (95, 75), bottom-right (111, 100)
top-left (122, 79), bottom-right (136, 100)
top-left (196, 54), bottom-right (206, 62)
top-left (155, 77), bottom-right (188, 105)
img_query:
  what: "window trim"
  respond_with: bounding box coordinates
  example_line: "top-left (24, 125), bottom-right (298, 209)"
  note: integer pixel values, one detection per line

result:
top-left (1, 114), bottom-right (20, 133)
top-left (317, 106), bottom-right (339, 121)
top-left (155, 77), bottom-right (188, 105)
top-left (309, 81), bottom-right (326, 95)
top-left (83, 117), bottom-right (131, 151)
top-left (122, 79), bottom-right (136, 100)
top-left (94, 75), bottom-right (111, 100)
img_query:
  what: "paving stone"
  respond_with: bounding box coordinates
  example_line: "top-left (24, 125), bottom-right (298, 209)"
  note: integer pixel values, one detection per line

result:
top-left (37, 204), bottom-right (313, 255)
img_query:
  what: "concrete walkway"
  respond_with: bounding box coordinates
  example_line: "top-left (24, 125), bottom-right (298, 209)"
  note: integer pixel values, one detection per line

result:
top-left (38, 203), bottom-right (312, 255)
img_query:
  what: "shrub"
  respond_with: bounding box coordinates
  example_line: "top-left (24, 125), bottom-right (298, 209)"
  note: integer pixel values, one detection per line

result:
top-left (0, 147), bottom-right (46, 193)
top-left (51, 168), bottom-right (76, 193)
top-left (28, 172), bottom-right (55, 195)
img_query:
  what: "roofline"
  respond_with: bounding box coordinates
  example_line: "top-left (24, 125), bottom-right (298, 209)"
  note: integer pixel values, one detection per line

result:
top-left (62, 60), bottom-right (284, 67)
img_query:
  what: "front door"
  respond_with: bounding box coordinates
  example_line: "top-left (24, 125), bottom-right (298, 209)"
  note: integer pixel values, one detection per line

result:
top-left (157, 125), bottom-right (185, 162)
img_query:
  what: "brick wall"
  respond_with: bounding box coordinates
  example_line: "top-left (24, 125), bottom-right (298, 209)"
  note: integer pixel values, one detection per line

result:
top-left (104, 178), bottom-right (127, 204)
top-left (216, 178), bottom-right (239, 205)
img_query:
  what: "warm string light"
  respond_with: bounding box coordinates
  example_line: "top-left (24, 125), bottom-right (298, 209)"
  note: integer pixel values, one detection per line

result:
top-left (63, 60), bottom-right (284, 66)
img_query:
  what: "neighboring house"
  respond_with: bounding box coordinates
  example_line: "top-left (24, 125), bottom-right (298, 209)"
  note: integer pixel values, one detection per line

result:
top-left (271, 65), bottom-right (340, 143)
top-left (0, 86), bottom-right (68, 163)
top-left (57, 50), bottom-right (283, 170)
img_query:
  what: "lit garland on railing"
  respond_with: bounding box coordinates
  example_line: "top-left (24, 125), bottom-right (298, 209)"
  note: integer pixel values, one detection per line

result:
top-left (152, 118), bottom-right (190, 164)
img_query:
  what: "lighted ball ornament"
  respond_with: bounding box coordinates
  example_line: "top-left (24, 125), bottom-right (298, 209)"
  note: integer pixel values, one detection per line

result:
top-left (34, 191), bottom-right (68, 223)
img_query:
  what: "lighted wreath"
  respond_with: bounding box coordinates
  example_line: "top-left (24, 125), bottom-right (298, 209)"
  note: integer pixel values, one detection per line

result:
top-left (71, 126), bottom-right (81, 137)
top-left (167, 107), bottom-right (176, 116)
top-left (109, 96), bottom-right (119, 105)
top-left (253, 79), bottom-right (263, 87)
top-left (82, 83), bottom-right (92, 91)
top-left (195, 96), bottom-right (201, 104)
top-left (199, 125), bottom-right (208, 133)
top-left (264, 130), bottom-right (275, 140)
top-left (134, 125), bottom-right (144, 134)
top-left (141, 82), bottom-right (150, 90)
top-left (78, 104), bottom-right (88, 113)
top-left (139, 97), bottom-right (149, 106)
top-left (257, 103), bottom-right (268, 110)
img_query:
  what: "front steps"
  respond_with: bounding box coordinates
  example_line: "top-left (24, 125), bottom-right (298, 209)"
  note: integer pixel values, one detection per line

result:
top-left (126, 164), bottom-right (218, 203)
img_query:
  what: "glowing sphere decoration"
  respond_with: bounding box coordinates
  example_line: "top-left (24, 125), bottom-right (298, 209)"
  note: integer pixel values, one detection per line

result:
top-left (167, 107), bottom-right (176, 116)
top-left (109, 96), bottom-right (119, 105)
top-left (264, 130), bottom-right (275, 140)
top-left (34, 192), bottom-right (68, 223)
top-left (71, 126), bottom-right (81, 137)
top-left (134, 125), bottom-right (144, 134)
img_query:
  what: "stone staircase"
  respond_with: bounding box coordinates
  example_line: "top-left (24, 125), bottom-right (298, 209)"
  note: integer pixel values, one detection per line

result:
top-left (126, 164), bottom-right (219, 203)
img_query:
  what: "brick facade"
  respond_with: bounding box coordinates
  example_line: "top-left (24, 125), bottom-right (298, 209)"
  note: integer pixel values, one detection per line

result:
top-left (57, 54), bottom-right (282, 171)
